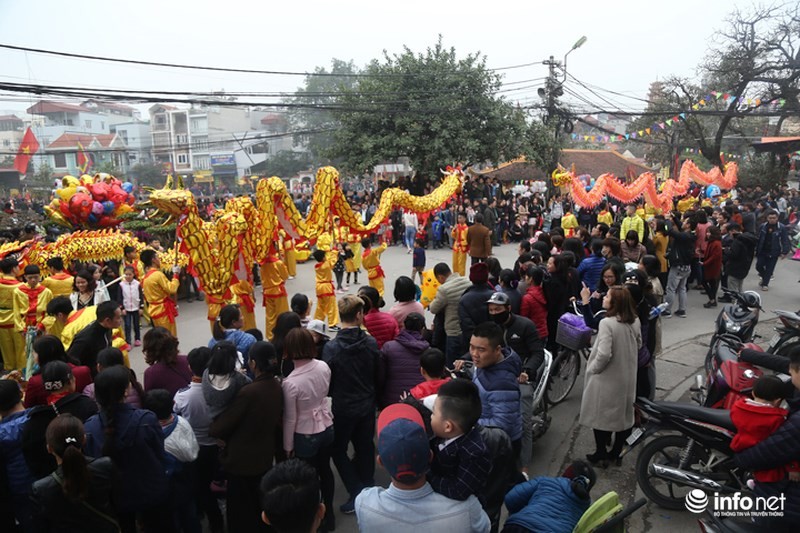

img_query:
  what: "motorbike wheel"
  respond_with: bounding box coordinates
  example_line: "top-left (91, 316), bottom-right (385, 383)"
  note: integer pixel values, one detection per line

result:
top-left (635, 434), bottom-right (718, 510)
top-left (546, 349), bottom-right (580, 406)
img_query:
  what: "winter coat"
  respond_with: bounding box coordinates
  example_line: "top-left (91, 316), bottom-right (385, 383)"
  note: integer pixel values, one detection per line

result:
top-left (502, 314), bottom-right (545, 375)
top-left (521, 285), bottom-right (548, 340)
top-left (756, 222), bottom-right (791, 258)
top-left (30, 457), bottom-right (118, 533)
top-left (0, 409), bottom-right (35, 497)
top-left (466, 223), bottom-right (492, 259)
top-left (84, 403), bottom-right (168, 513)
top-left (322, 326), bottom-right (383, 418)
top-left (724, 232), bottom-right (757, 280)
top-left (703, 240), bottom-right (723, 280)
top-left (380, 329), bottom-right (429, 408)
top-left (428, 426), bottom-right (491, 501)
top-left (579, 317), bottom-right (641, 432)
top-left (504, 477), bottom-right (590, 533)
top-left (458, 283), bottom-right (494, 346)
top-left (500, 286), bottom-right (522, 315)
top-left (577, 253), bottom-right (606, 293)
top-left (472, 347), bottom-right (522, 441)
top-left (429, 274), bottom-right (471, 337)
top-left (363, 309), bottom-right (399, 349)
top-left (23, 393), bottom-right (99, 479)
top-left (208, 373), bottom-right (283, 477)
top-left (65, 320), bottom-right (113, 377)
top-left (667, 229), bottom-right (696, 267)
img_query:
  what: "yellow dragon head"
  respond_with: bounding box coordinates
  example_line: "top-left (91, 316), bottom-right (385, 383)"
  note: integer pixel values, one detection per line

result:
top-left (147, 175), bottom-right (196, 219)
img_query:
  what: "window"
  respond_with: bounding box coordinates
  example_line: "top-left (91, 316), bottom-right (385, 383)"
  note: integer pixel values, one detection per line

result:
top-left (101, 122), bottom-right (105, 130)
top-left (85, 120), bottom-right (92, 128)
top-left (177, 154), bottom-right (188, 165)
top-left (53, 153), bottom-right (67, 168)
top-left (176, 134), bottom-right (188, 144)
top-left (2, 140), bottom-right (9, 147)
top-left (249, 142), bottom-right (269, 154)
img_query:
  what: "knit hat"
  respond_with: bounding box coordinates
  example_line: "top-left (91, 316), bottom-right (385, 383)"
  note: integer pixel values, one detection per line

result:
top-left (469, 262), bottom-right (489, 284)
top-left (377, 404), bottom-right (429, 483)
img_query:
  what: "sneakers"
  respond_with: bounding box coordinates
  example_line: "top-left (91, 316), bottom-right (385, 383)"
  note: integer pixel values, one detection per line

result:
top-left (288, 276), bottom-right (295, 280)
top-left (760, 285), bottom-right (769, 291)
top-left (675, 310), bottom-right (687, 318)
top-left (134, 339), bottom-right (141, 347)
top-left (339, 497), bottom-right (356, 514)
top-left (662, 311), bottom-right (672, 318)
top-left (703, 301), bottom-right (717, 308)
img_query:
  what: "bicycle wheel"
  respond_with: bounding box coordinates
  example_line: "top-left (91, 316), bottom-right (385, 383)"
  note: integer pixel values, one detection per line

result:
top-left (546, 349), bottom-right (580, 405)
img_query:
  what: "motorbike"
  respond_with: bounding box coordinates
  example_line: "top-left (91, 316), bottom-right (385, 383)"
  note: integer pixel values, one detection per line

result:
top-left (766, 309), bottom-right (800, 356)
top-left (692, 333), bottom-right (764, 409)
top-left (621, 398), bottom-right (748, 510)
top-left (710, 289), bottom-right (762, 346)
top-left (453, 349), bottom-right (553, 440)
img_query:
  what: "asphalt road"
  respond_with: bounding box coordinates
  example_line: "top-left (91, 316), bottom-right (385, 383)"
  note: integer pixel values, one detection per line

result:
top-left (127, 242), bottom-right (800, 533)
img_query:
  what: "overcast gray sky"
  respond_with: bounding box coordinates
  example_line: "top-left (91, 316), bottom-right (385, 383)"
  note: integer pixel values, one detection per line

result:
top-left (0, 0), bottom-right (748, 116)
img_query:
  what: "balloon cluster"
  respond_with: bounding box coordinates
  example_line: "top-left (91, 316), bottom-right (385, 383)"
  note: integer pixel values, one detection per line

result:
top-left (44, 173), bottom-right (136, 229)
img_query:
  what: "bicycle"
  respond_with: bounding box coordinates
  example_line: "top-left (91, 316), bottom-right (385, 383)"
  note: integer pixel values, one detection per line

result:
top-left (546, 301), bottom-right (595, 406)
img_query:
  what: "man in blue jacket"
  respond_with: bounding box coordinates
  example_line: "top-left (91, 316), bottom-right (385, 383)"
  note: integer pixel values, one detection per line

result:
top-left (577, 239), bottom-right (607, 292)
top-left (735, 346), bottom-right (800, 529)
top-left (754, 210), bottom-right (791, 291)
top-left (0, 380), bottom-right (35, 531)
top-left (455, 321), bottom-right (523, 463)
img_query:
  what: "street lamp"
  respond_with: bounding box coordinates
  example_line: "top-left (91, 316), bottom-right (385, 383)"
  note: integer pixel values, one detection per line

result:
top-left (562, 36), bottom-right (587, 81)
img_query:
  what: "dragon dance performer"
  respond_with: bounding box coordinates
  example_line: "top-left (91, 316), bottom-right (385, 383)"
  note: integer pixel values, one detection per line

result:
top-left (140, 249), bottom-right (180, 337)
top-left (280, 230), bottom-right (297, 280)
top-left (361, 238), bottom-right (387, 297)
top-left (596, 202), bottom-right (614, 227)
top-left (345, 227), bottom-right (362, 285)
top-left (313, 249), bottom-right (339, 329)
top-left (13, 265), bottom-right (54, 373)
top-left (42, 257), bottom-right (74, 298)
top-left (230, 279), bottom-right (257, 331)
top-left (451, 211), bottom-right (469, 277)
top-left (120, 245), bottom-right (145, 280)
top-left (560, 209), bottom-right (579, 238)
top-left (260, 253), bottom-right (289, 339)
top-left (0, 257), bottom-right (24, 371)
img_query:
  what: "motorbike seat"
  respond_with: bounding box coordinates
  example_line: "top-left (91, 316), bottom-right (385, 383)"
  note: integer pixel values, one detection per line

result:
top-left (653, 401), bottom-right (735, 432)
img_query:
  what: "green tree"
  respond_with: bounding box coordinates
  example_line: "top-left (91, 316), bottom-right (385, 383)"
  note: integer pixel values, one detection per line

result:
top-left (94, 160), bottom-right (124, 178)
top-left (285, 59), bottom-right (360, 166)
top-left (130, 163), bottom-right (164, 186)
top-left (265, 150), bottom-right (311, 178)
top-left (328, 38), bottom-right (536, 177)
top-left (31, 162), bottom-right (54, 188)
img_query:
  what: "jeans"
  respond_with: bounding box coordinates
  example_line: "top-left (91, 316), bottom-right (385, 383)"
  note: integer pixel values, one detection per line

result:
top-left (519, 382), bottom-right (533, 470)
top-left (295, 427), bottom-right (335, 526)
top-left (756, 254), bottom-right (779, 287)
top-left (445, 335), bottom-right (462, 365)
top-left (331, 411), bottom-right (375, 498)
top-left (665, 265), bottom-right (691, 313)
top-left (124, 310), bottom-right (141, 342)
top-left (404, 226), bottom-right (417, 249)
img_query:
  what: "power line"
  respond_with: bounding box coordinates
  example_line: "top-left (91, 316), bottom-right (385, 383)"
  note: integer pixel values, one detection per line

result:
top-left (0, 42), bottom-right (541, 78)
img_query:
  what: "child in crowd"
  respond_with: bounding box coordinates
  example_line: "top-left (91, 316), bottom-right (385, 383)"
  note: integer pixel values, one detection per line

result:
top-left (334, 243), bottom-right (349, 294)
top-left (428, 379), bottom-right (492, 501)
top-left (409, 348), bottom-right (451, 400)
top-left (313, 249), bottom-right (340, 330)
top-left (345, 240), bottom-right (360, 286)
top-left (503, 460), bottom-right (596, 533)
top-left (412, 238), bottom-right (426, 285)
top-left (520, 266), bottom-right (548, 341)
top-left (143, 389), bottom-right (201, 533)
top-left (361, 238), bottom-right (387, 297)
top-left (290, 293), bottom-right (312, 327)
top-left (730, 375), bottom-right (800, 485)
top-left (432, 215), bottom-right (444, 249)
top-left (120, 266), bottom-right (143, 346)
top-left (202, 341), bottom-right (251, 419)
top-left (174, 347), bottom-right (224, 532)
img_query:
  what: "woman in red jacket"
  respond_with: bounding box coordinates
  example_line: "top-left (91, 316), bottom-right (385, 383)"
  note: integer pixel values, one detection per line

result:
top-left (357, 286), bottom-right (399, 349)
top-left (520, 266), bottom-right (548, 340)
top-left (702, 226), bottom-right (723, 308)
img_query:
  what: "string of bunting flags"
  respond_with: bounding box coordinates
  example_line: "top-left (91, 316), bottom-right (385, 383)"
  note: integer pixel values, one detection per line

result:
top-left (684, 148), bottom-right (742, 160)
top-left (570, 89), bottom-right (788, 145)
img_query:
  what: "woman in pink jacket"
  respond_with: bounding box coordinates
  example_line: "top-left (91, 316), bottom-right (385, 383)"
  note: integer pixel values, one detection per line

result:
top-left (281, 328), bottom-right (335, 531)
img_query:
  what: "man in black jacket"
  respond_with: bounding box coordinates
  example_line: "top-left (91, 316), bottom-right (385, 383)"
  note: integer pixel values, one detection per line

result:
top-left (486, 291), bottom-right (545, 477)
top-left (663, 216), bottom-right (697, 318)
top-left (458, 263), bottom-right (494, 348)
top-left (722, 224), bottom-right (757, 295)
top-left (322, 295), bottom-right (383, 514)
top-left (66, 301), bottom-right (122, 376)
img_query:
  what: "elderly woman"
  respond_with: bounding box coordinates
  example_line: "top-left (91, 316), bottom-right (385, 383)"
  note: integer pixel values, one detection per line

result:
top-left (579, 286), bottom-right (641, 468)
top-left (142, 326), bottom-right (191, 398)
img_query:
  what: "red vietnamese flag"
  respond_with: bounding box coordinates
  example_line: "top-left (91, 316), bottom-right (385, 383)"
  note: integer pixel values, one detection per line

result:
top-left (13, 127), bottom-right (39, 174)
top-left (76, 142), bottom-right (92, 173)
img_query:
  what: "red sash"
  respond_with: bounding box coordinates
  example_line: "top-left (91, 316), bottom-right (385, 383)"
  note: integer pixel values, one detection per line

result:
top-left (19, 285), bottom-right (45, 326)
top-left (238, 293), bottom-right (255, 313)
top-left (369, 265), bottom-right (385, 280)
top-left (144, 270), bottom-right (178, 323)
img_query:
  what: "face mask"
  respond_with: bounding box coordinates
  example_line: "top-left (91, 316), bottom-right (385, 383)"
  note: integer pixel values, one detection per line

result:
top-left (491, 310), bottom-right (510, 325)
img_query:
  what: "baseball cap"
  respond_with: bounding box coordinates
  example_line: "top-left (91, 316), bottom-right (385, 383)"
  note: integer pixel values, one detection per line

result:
top-left (487, 292), bottom-right (510, 306)
top-left (377, 404), bottom-right (429, 483)
top-left (306, 319), bottom-right (329, 339)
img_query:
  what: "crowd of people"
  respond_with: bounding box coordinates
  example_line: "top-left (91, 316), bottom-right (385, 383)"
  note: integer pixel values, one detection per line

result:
top-left (0, 175), bottom-right (797, 533)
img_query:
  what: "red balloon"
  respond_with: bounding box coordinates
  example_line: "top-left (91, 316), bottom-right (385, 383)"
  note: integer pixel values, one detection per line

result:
top-left (97, 216), bottom-right (120, 228)
top-left (90, 182), bottom-right (110, 201)
top-left (69, 192), bottom-right (93, 220)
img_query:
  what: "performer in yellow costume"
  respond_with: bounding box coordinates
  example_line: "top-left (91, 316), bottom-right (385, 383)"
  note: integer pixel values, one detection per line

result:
top-left (596, 202), bottom-right (614, 227)
top-left (260, 254), bottom-right (289, 339)
top-left (560, 210), bottom-right (579, 238)
top-left (313, 249), bottom-right (339, 329)
top-left (0, 257), bottom-right (23, 371)
top-left (120, 246), bottom-right (145, 280)
top-left (451, 212), bottom-right (469, 277)
top-left (140, 249), bottom-right (180, 337)
top-left (346, 227), bottom-right (363, 276)
top-left (230, 279), bottom-right (257, 331)
top-left (280, 230), bottom-right (297, 279)
top-left (361, 238), bottom-right (387, 297)
top-left (13, 265), bottom-right (53, 370)
top-left (42, 257), bottom-right (74, 298)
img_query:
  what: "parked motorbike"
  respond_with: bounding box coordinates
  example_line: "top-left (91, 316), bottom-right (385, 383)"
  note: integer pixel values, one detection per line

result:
top-left (621, 398), bottom-right (748, 510)
top-left (766, 309), bottom-right (800, 356)
top-left (692, 333), bottom-right (763, 409)
top-left (710, 289), bottom-right (762, 346)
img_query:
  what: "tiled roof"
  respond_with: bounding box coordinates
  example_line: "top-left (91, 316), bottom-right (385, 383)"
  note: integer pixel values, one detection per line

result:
top-left (0, 115), bottom-right (23, 122)
top-left (27, 100), bottom-right (86, 115)
top-left (47, 132), bottom-right (122, 150)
